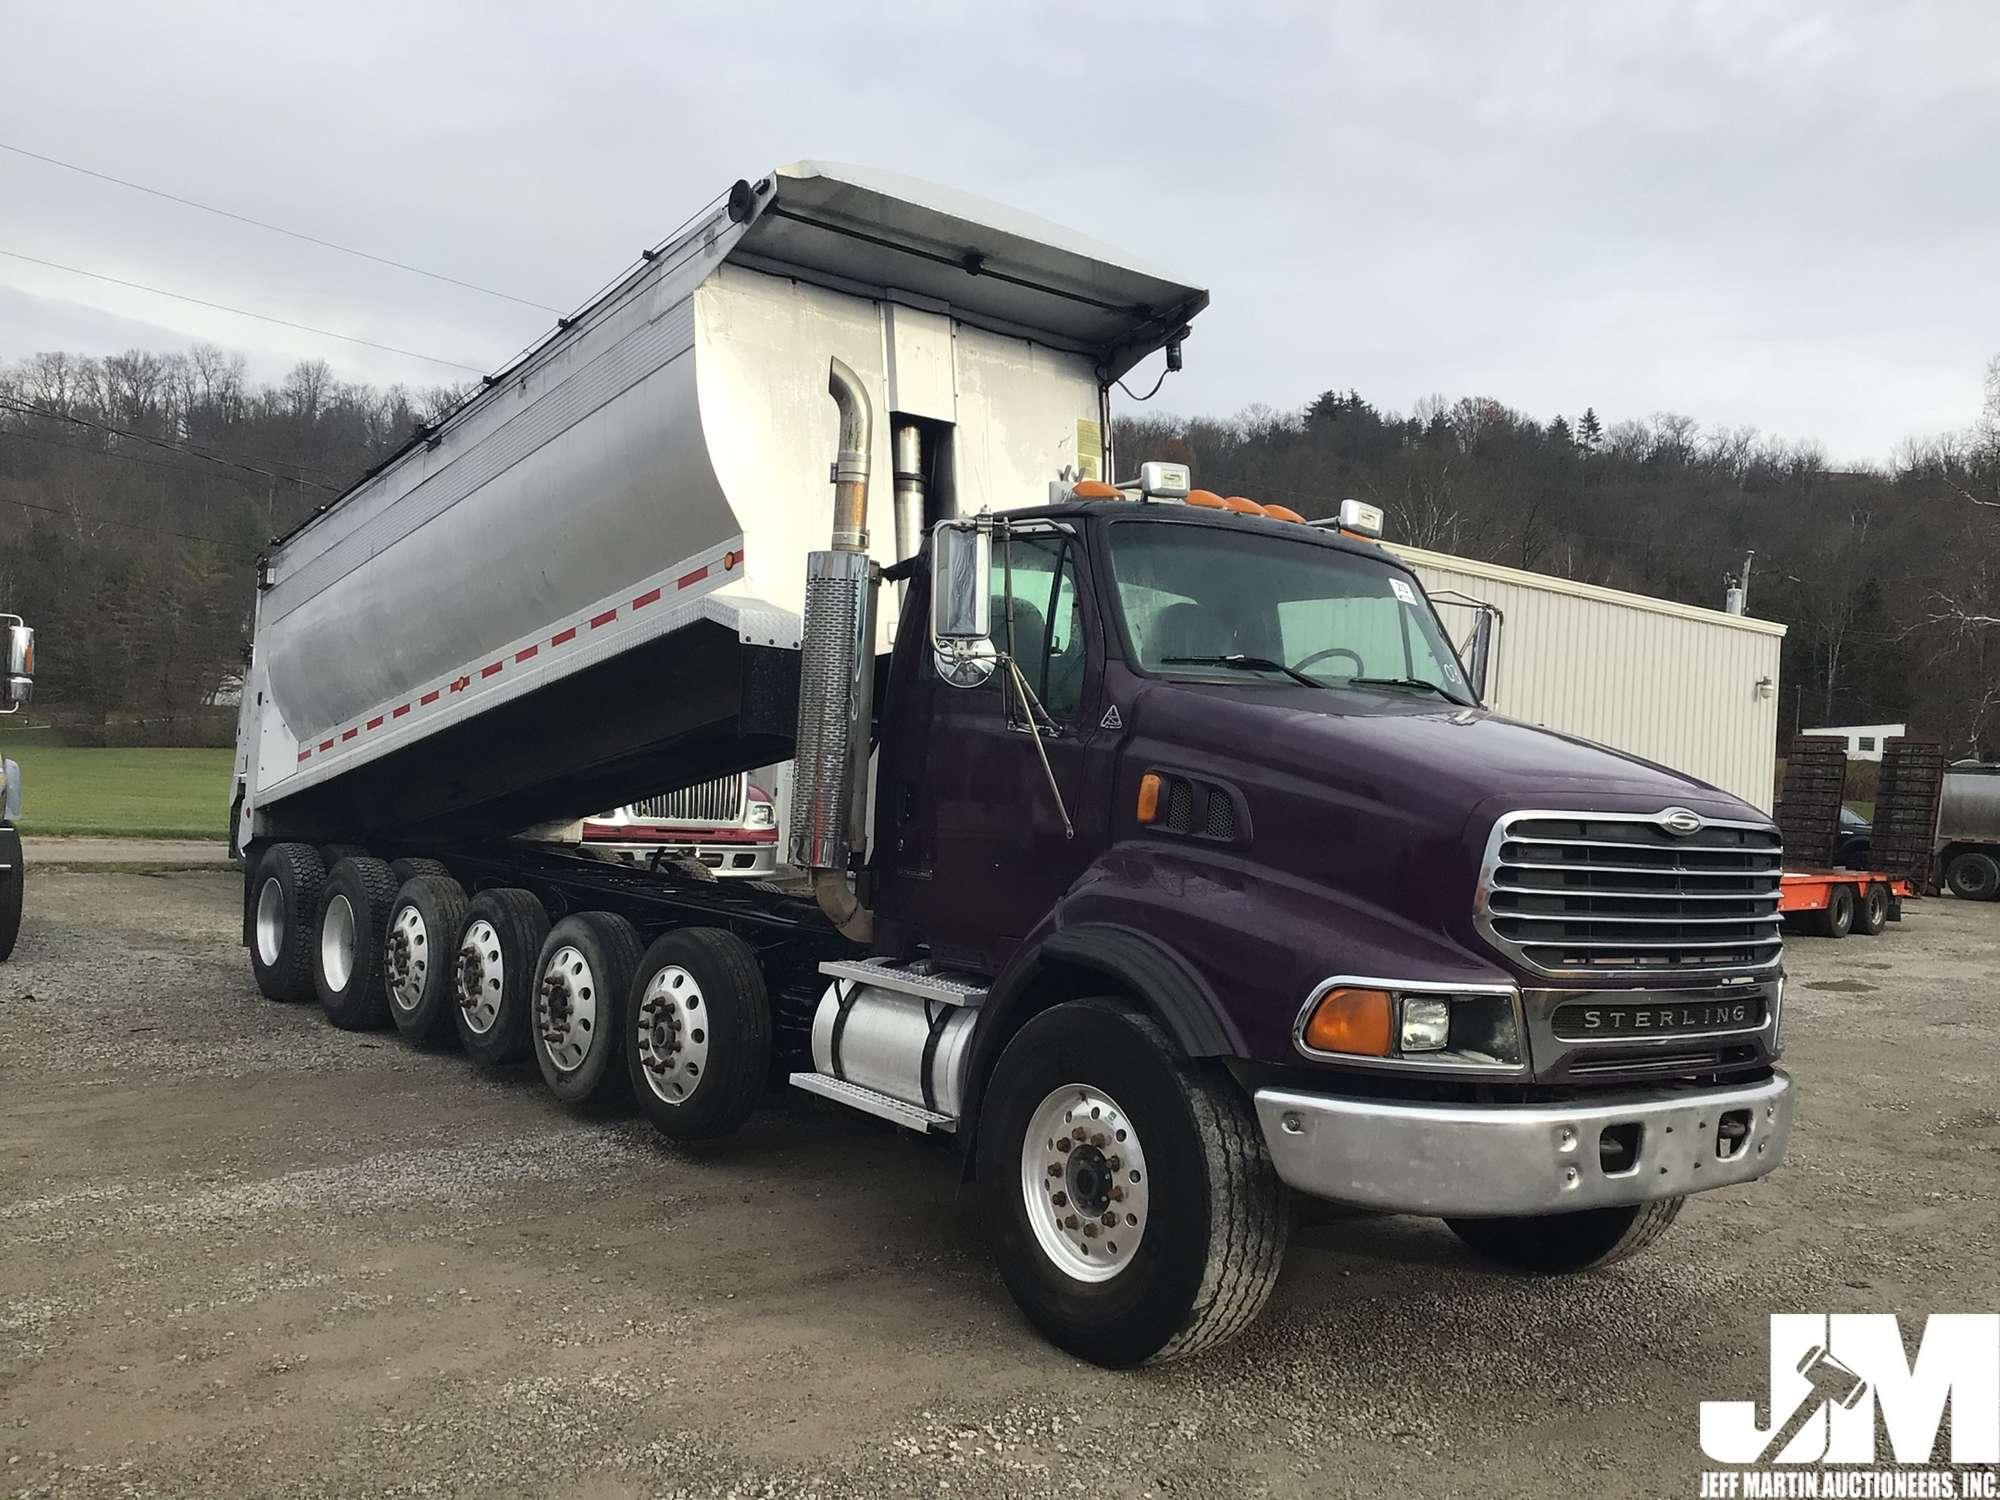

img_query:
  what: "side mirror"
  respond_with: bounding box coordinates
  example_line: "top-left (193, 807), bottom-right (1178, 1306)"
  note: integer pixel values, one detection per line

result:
top-left (1, 619), bottom-right (31, 712)
top-left (1464, 606), bottom-right (1496, 702)
top-left (930, 521), bottom-right (996, 688)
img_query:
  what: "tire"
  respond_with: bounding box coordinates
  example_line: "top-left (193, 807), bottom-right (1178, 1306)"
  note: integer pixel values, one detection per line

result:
top-left (974, 999), bottom-right (1289, 1367)
top-left (313, 856), bottom-right (399, 1030)
top-left (1858, 882), bottom-right (1890, 936)
top-left (249, 842), bottom-right (326, 1001)
top-left (384, 875), bottom-right (468, 1045)
top-left (452, 888), bottom-right (548, 1067)
top-left (0, 836), bottom-right (22, 963)
top-left (390, 856), bottom-right (453, 887)
top-left (1446, 1197), bottom-right (1684, 1273)
top-left (1944, 850), bottom-right (2000, 902)
top-left (532, 912), bottom-right (642, 1107)
top-left (1814, 883), bottom-right (1855, 939)
top-left (626, 927), bottom-right (771, 1140)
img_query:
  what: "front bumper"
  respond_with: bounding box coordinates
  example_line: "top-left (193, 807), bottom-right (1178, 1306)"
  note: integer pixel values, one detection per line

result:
top-left (1252, 1069), bottom-right (1794, 1217)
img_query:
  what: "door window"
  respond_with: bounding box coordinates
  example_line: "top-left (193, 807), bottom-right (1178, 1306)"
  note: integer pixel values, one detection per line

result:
top-left (990, 532), bottom-right (1084, 723)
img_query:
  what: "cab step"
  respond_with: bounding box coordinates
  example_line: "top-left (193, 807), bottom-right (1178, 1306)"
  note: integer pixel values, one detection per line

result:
top-left (788, 1072), bottom-right (957, 1133)
top-left (817, 956), bottom-right (987, 1008)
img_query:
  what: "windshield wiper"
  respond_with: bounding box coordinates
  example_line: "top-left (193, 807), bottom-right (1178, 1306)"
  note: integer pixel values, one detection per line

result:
top-left (1347, 675), bottom-right (1466, 704)
top-left (1161, 654), bottom-right (1327, 690)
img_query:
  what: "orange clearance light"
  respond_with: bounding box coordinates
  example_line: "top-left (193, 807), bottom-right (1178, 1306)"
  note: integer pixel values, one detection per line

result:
top-left (1262, 503), bottom-right (1306, 524)
top-left (1303, 986), bottom-right (1394, 1057)
top-left (1221, 495), bottom-right (1264, 515)
top-left (1184, 489), bottom-right (1228, 510)
top-left (1136, 772), bottom-right (1163, 824)
top-left (1072, 480), bottom-right (1122, 500)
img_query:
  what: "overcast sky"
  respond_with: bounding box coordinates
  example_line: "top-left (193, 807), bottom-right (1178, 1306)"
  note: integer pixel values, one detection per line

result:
top-left (3, 1), bottom-right (1994, 465)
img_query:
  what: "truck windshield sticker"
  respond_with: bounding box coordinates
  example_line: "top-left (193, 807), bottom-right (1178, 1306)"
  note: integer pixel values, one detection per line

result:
top-left (1389, 578), bottom-right (1417, 606)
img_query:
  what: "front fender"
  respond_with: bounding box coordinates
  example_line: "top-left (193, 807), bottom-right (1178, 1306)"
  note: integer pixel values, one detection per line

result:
top-left (976, 841), bottom-right (1509, 1086)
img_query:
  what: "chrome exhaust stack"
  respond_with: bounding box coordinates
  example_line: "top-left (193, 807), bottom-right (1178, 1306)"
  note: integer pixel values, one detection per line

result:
top-left (790, 358), bottom-right (878, 941)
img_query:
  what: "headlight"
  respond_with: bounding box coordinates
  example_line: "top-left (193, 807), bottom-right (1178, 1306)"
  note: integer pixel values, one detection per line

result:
top-left (746, 802), bottom-right (776, 828)
top-left (1398, 997), bottom-right (1451, 1052)
top-left (1299, 983), bottom-right (1523, 1069)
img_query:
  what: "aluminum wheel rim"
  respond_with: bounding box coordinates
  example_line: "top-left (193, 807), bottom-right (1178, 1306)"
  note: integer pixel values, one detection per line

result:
top-left (457, 918), bottom-right (505, 1035)
top-left (385, 903), bottom-right (429, 1013)
top-left (635, 965), bottom-right (708, 1106)
top-left (536, 944), bottom-right (599, 1074)
top-left (255, 877), bottom-right (285, 966)
top-left (320, 894), bottom-right (356, 993)
top-left (1021, 1084), bottom-right (1150, 1284)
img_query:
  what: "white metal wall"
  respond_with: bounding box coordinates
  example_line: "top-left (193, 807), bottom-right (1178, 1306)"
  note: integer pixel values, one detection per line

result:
top-left (1391, 545), bottom-right (1786, 812)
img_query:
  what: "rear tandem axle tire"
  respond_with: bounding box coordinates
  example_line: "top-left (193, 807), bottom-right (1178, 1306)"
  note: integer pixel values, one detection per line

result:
top-left (384, 875), bottom-right (469, 1045)
top-left (452, 888), bottom-right (548, 1067)
top-left (1858, 882), bottom-right (1890, 936)
top-left (314, 856), bottom-right (400, 1030)
top-left (249, 842), bottom-right (326, 1001)
top-left (626, 926), bottom-right (772, 1141)
top-left (531, 912), bottom-right (643, 1107)
top-left (1944, 850), bottom-right (2000, 902)
top-left (1813, 883), bottom-right (1856, 939)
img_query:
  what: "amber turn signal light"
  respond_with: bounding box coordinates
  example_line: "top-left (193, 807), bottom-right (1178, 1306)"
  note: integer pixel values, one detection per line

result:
top-left (1136, 772), bottom-right (1163, 824)
top-left (1303, 986), bottom-right (1394, 1056)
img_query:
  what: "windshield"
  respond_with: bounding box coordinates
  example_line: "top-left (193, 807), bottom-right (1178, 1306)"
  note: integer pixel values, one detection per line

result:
top-left (1105, 521), bottom-right (1473, 702)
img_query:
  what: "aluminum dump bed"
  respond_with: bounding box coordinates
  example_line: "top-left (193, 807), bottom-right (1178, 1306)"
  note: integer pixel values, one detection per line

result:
top-left (234, 162), bottom-right (1205, 847)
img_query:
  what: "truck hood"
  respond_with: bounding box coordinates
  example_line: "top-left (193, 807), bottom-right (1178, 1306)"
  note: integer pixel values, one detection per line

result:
top-left (1124, 680), bottom-right (1769, 963)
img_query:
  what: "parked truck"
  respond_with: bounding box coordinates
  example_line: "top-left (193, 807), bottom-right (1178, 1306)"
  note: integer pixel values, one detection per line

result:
top-left (232, 162), bottom-right (1796, 1366)
top-left (0, 613), bottom-right (33, 962)
top-left (525, 771), bottom-right (782, 878)
top-left (1939, 762), bottom-right (2000, 900)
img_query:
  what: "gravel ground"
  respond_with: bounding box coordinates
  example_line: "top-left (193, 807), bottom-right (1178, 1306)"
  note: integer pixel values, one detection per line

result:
top-left (1, 871), bottom-right (1995, 1498)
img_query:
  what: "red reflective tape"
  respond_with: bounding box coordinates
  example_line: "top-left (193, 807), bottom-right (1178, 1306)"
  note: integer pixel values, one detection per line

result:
top-left (319, 738), bottom-right (335, 752)
top-left (366, 716), bottom-right (384, 730)
top-left (481, 661), bottom-right (503, 678)
top-left (515, 645), bottom-right (538, 663)
top-left (675, 566), bottom-right (708, 590)
top-left (590, 609), bottom-right (617, 629)
top-left (633, 586), bottom-right (663, 609)
top-left (420, 690), bottom-right (440, 706)
top-left (551, 627), bottom-right (577, 646)
top-left (342, 728), bottom-right (358, 741)
top-left (392, 704), bottom-right (410, 719)
top-left (297, 749), bottom-right (311, 763)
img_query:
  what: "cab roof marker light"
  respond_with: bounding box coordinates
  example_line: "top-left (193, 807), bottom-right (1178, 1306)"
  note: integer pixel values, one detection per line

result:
top-left (1220, 495), bottom-right (1264, 516)
top-left (1184, 489), bottom-right (1229, 511)
top-left (1261, 503), bottom-right (1306, 524)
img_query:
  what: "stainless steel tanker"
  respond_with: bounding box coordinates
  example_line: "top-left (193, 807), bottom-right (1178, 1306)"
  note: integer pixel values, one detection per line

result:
top-left (232, 161), bottom-right (1203, 851)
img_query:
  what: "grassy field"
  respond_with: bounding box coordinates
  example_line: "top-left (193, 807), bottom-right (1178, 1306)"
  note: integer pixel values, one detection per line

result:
top-left (2, 746), bottom-right (234, 839)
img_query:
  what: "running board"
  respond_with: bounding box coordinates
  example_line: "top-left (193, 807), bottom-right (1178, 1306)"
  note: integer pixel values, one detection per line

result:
top-left (788, 1073), bottom-right (957, 1133)
top-left (817, 957), bottom-right (987, 1008)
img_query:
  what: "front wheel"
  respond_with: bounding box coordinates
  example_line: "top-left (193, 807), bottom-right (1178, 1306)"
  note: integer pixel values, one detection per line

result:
top-left (1814, 883), bottom-right (1856, 938)
top-left (1445, 1197), bottom-right (1684, 1273)
top-left (974, 999), bottom-right (1289, 1367)
top-left (0, 834), bottom-right (21, 962)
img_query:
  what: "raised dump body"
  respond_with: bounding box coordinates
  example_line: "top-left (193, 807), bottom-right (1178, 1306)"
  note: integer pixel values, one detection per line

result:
top-left (233, 163), bottom-right (1203, 849)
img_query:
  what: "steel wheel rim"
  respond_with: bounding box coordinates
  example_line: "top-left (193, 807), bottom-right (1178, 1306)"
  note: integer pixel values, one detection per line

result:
top-left (1021, 1084), bottom-right (1150, 1284)
top-left (320, 894), bottom-right (356, 992)
top-left (536, 944), bottom-right (599, 1074)
top-left (255, 877), bottom-right (285, 966)
top-left (385, 903), bottom-right (429, 1013)
top-left (635, 965), bottom-right (708, 1106)
top-left (457, 918), bottom-right (505, 1034)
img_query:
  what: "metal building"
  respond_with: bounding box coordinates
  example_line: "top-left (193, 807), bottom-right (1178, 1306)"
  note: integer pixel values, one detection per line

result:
top-left (1390, 545), bottom-right (1786, 812)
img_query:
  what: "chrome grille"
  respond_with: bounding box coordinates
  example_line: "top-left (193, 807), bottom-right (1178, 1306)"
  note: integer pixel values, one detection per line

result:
top-left (1477, 810), bottom-right (1784, 978)
top-left (626, 774), bottom-right (745, 826)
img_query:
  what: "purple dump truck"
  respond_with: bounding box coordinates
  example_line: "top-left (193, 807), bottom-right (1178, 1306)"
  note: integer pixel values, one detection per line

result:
top-left (232, 163), bottom-right (1794, 1365)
